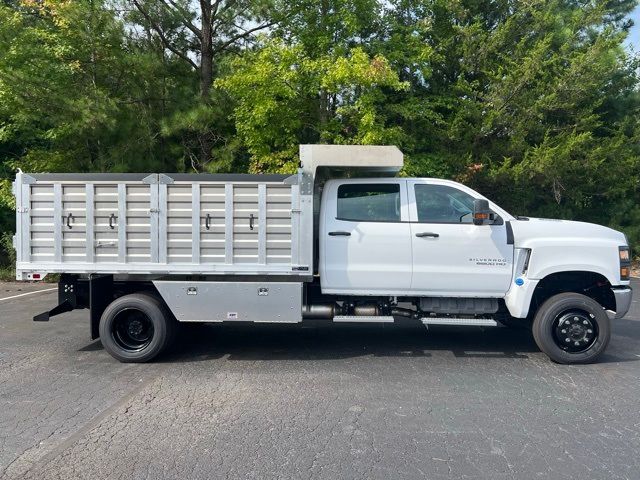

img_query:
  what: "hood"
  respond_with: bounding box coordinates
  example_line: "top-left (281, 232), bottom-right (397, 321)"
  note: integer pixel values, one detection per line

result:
top-left (510, 217), bottom-right (627, 249)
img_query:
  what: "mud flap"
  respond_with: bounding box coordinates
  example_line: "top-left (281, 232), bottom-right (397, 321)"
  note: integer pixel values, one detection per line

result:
top-left (90, 274), bottom-right (113, 339)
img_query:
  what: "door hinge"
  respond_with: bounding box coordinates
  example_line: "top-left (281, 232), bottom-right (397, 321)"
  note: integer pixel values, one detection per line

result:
top-left (149, 208), bottom-right (160, 214)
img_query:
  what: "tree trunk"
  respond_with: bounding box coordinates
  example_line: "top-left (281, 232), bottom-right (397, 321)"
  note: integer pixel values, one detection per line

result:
top-left (198, 0), bottom-right (213, 168)
top-left (199, 0), bottom-right (213, 102)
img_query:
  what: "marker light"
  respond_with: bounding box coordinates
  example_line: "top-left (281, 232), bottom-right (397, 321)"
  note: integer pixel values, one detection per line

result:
top-left (620, 267), bottom-right (630, 280)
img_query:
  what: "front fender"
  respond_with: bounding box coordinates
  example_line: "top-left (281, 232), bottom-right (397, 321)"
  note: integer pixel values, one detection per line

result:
top-left (525, 244), bottom-right (622, 286)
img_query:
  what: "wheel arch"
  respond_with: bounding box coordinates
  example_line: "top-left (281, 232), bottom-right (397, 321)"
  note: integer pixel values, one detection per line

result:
top-left (505, 269), bottom-right (615, 319)
top-left (89, 276), bottom-right (165, 339)
top-left (529, 270), bottom-right (614, 318)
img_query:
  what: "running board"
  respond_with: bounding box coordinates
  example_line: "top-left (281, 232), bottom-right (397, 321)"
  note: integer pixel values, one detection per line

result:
top-left (333, 315), bottom-right (395, 323)
top-left (421, 317), bottom-right (498, 327)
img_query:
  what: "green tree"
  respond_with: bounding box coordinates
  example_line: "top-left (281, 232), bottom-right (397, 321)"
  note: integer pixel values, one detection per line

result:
top-left (379, 0), bottom-right (640, 245)
top-left (215, 0), bottom-right (408, 172)
top-left (0, 0), bottom-right (188, 262)
top-left (125, 0), bottom-right (278, 169)
top-left (216, 41), bottom-right (407, 172)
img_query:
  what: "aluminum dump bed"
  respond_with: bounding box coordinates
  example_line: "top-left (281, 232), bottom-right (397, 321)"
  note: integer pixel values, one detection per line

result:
top-left (14, 172), bottom-right (313, 279)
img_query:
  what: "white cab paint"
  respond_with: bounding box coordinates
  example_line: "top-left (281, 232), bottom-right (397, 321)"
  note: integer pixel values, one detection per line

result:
top-left (510, 218), bottom-right (627, 286)
top-left (321, 177), bottom-right (515, 297)
top-left (407, 179), bottom-right (513, 296)
top-left (321, 176), bottom-right (629, 320)
top-left (320, 179), bottom-right (412, 295)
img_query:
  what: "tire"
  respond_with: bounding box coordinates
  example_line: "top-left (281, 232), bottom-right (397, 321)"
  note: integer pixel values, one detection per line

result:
top-left (532, 292), bottom-right (610, 364)
top-left (99, 293), bottom-right (176, 363)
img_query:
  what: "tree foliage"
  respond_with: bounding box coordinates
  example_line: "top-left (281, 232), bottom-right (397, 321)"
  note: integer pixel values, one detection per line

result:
top-left (0, 0), bottom-right (639, 265)
top-left (216, 42), bottom-right (408, 172)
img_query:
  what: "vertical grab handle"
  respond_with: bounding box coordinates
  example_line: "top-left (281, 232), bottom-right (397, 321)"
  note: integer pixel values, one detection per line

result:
top-left (205, 213), bottom-right (211, 230)
top-left (109, 213), bottom-right (116, 230)
top-left (66, 212), bottom-right (73, 229)
top-left (249, 213), bottom-right (255, 231)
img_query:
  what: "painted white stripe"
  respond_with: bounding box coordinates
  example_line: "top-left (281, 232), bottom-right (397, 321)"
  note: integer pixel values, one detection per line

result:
top-left (0, 287), bottom-right (57, 302)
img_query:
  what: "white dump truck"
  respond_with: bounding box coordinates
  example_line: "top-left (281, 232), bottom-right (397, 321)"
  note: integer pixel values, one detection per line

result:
top-left (13, 145), bottom-right (632, 363)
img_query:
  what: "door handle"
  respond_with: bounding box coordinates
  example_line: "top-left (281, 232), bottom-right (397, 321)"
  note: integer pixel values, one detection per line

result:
top-left (415, 232), bottom-right (439, 238)
top-left (328, 231), bottom-right (351, 236)
top-left (66, 213), bottom-right (73, 229)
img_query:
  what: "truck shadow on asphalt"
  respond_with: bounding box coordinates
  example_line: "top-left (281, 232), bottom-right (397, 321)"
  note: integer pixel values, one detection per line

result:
top-left (79, 319), bottom-right (640, 364)
top-left (166, 322), bottom-right (537, 362)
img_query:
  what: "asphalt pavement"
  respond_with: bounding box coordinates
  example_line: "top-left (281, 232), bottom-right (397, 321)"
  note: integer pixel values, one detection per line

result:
top-left (1, 280), bottom-right (640, 480)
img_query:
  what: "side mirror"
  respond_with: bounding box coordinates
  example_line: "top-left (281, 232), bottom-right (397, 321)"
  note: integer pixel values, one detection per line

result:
top-left (473, 199), bottom-right (491, 225)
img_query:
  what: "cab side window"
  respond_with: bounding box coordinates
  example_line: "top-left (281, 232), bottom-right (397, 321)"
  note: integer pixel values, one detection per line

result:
top-left (415, 184), bottom-right (475, 224)
top-left (337, 184), bottom-right (401, 222)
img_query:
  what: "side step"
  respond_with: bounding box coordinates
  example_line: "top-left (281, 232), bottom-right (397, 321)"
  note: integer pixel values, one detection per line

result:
top-left (333, 315), bottom-right (395, 323)
top-left (421, 317), bottom-right (498, 327)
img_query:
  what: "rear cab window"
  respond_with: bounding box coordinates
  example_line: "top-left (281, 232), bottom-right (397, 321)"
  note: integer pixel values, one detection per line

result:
top-left (337, 184), bottom-right (401, 222)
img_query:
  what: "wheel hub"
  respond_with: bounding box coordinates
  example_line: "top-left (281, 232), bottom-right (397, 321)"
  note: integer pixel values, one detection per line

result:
top-left (553, 311), bottom-right (597, 353)
top-left (128, 319), bottom-right (144, 339)
top-left (112, 309), bottom-right (154, 352)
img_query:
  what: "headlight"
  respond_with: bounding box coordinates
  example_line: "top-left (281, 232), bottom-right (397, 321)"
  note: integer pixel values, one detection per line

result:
top-left (619, 247), bottom-right (630, 262)
top-left (619, 246), bottom-right (631, 280)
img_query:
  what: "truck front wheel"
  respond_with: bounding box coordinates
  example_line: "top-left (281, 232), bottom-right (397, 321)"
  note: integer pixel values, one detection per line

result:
top-left (99, 293), bottom-right (175, 363)
top-left (532, 292), bottom-right (611, 364)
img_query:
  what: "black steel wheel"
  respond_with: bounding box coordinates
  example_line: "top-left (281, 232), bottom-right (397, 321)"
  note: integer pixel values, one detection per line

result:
top-left (533, 292), bottom-right (610, 364)
top-left (552, 310), bottom-right (598, 353)
top-left (112, 308), bottom-right (155, 352)
top-left (99, 293), bottom-right (175, 363)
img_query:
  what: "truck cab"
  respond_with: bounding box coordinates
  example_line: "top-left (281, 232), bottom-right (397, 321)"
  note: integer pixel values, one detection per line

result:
top-left (317, 175), bottom-right (631, 364)
top-left (320, 177), bottom-right (513, 297)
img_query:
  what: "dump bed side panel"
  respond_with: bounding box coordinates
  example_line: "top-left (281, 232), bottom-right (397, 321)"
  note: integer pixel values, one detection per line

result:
top-left (14, 173), bottom-right (311, 279)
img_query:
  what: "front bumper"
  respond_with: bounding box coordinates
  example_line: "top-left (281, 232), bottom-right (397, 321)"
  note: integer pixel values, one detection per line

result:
top-left (607, 287), bottom-right (633, 320)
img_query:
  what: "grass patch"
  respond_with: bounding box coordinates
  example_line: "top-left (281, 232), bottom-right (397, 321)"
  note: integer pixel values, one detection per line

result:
top-left (0, 265), bottom-right (15, 282)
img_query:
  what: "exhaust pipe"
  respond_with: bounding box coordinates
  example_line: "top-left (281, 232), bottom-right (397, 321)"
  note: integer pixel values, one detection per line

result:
top-left (302, 303), bottom-right (337, 319)
top-left (354, 304), bottom-right (379, 316)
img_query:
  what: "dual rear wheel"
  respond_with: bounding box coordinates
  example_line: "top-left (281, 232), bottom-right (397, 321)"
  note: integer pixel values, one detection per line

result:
top-left (99, 293), bottom-right (176, 363)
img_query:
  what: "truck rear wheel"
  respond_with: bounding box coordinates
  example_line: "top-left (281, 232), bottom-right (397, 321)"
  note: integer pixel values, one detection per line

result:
top-left (532, 292), bottom-right (610, 364)
top-left (99, 293), bottom-right (175, 363)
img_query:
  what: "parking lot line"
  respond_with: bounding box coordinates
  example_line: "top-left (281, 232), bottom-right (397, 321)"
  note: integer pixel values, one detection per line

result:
top-left (0, 288), bottom-right (57, 302)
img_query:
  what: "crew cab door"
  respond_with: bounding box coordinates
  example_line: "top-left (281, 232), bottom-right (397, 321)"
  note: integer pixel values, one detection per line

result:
top-left (408, 180), bottom-right (513, 296)
top-left (320, 180), bottom-right (412, 294)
